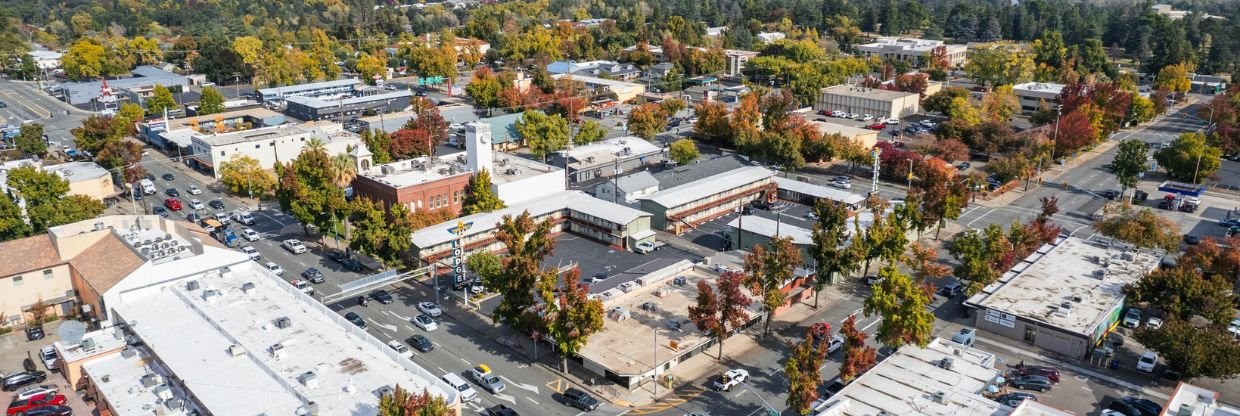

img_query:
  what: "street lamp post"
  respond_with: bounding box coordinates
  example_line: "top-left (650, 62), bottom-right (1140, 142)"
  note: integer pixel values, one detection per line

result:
top-left (1050, 105), bottom-right (1062, 166)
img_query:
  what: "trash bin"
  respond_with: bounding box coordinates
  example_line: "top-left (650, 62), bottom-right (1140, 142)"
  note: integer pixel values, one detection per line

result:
top-left (1109, 359), bottom-right (1119, 370)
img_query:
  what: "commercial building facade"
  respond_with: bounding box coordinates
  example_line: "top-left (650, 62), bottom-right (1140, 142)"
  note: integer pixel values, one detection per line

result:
top-left (57, 66), bottom-right (191, 106)
top-left (45, 162), bottom-right (119, 201)
top-left (140, 107), bottom-right (286, 150)
top-left (284, 90), bottom-right (412, 121)
top-left (964, 237), bottom-right (1160, 359)
top-left (552, 136), bottom-right (663, 184)
top-left (639, 166), bottom-right (776, 233)
top-left (1012, 82), bottom-right (1065, 113)
top-left (816, 85), bottom-right (921, 120)
top-left (856, 37), bottom-right (969, 68)
top-left (188, 122), bottom-right (370, 178)
top-left (594, 171), bottom-right (660, 203)
top-left (810, 121), bottom-right (879, 150)
top-left (256, 78), bottom-right (363, 103)
top-left (555, 74), bottom-right (647, 103)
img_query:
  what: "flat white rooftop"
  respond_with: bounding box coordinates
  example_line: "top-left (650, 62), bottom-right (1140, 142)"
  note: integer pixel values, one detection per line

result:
top-left (1164, 382), bottom-right (1240, 416)
top-left (1012, 82), bottom-right (1066, 98)
top-left (258, 79), bottom-right (362, 97)
top-left (194, 122), bottom-right (360, 147)
top-left (360, 152), bottom-right (471, 188)
top-left (111, 261), bottom-right (455, 415)
top-left (967, 237), bottom-right (1161, 336)
top-left (813, 338), bottom-right (1006, 416)
top-left (727, 215), bottom-right (812, 245)
top-left (83, 346), bottom-right (198, 416)
top-left (563, 136), bottom-right (662, 170)
top-left (640, 166), bottom-right (774, 209)
top-left (821, 84), bottom-right (920, 101)
top-left (411, 190), bottom-right (648, 249)
top-left (489, 153), bottom-right (563, 185)
top-left (285, 90), bottom-right (413, 109)
top-left (857, 37), bottom-right (957, 52)
top-left (46, 161), bottom-right (109, 180)
top-left (55, 327), bottom-right (128, 364)
top-left (773, 176), bottom-right (866, 206)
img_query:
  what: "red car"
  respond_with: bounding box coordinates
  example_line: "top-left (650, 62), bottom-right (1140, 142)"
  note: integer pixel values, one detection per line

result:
top-left (1013, 365), bottom-right (1061, 384)
top-left (6, 393), bottom-right (68, 416)
top-left (164, 197), bottom-right (183, 211)
top-left (866, 122), bottom-right (886, 130)
top-left (817, 109), bottom-right (831, 116)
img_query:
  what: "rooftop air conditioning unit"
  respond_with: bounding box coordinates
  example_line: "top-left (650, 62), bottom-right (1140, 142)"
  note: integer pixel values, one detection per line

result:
top-left (271, 343), bottom-right (287, 360)
top-left (931, 391), bottom-right (947, 404)
top-left (274, 317), bottom-right (292, 329)
top-left (153, 385), bottom-right (173, 400)
top-left (141, 374), bottom-right (164, 388)
top-left (240, 282), bottom-right (256, 294)
top-left (202, 289), bottom-right (220, 302)
top-left (938, 357), bottom-right (954, 370)
top-left (122, 348), bottom-right (137, 358)
top-left (186, 281), bottom-right (200, 291)
top-left (298, 371), bottom-right (318, 388)
top-left (80, 337), bottom-right (97, 350)
top-left (227, 344), bottom-right (245, 357)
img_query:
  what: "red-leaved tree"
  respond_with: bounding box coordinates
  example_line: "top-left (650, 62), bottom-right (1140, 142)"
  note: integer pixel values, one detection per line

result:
top-left (839, 314), bottom-right (876, 383)
top-left (688, 271), bottom-right (754, 362)
top-left (1054, 109), bottom-right (1095, 157)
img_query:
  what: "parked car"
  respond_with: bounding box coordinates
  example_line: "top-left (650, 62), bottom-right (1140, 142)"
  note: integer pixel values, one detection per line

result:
top-left (24, 326), bottom-right (44, 341)
top-left (2, 371), bottom-right (47, 392)
top-left (823, 334), bottom-right (844, 355)
top-left (163, 197), bottom-right (182, 211)
top-left (37, 347), bottom-right (57, 372)
top-left (240, 246), bottom-right (261, 261)
top-left (6, 392), bottom-right (67, 415)
top-left (19, 406), bottom-right (72, 416)
top-left (371, 290), bottom-right (394, 304)
top-left (938, 282), bottom-right (963, 297)
top-left (344, 312), bottom-right (366, 329)
top-left (283, 239), bottom-right (308, 254)
top-left (956, 162), bottom-right (971, 171)
top-left (865, 275), bottom-right (884, 285)
top-left (387, 340), bottom-right (413, 359)
top-left (161, 173), bottom-right (175, 181)
top-left (884, 117), bottom-right (900, 125)
top-left (408, 335), bottom-right (434, 352)
top-left (711, 369), bottom-right (749, 391)
top-left (1122, 308), bottom-right (1142, 328)
top-left (188, 198), bottom-right (204, 210)
top-left (1013, 365), bottom-right (1060, 383)
top-left (241, 228), bottom-right (260, 241)
top-left (861, 114), bottom-right (875, 121)
top-left (1183, 234), bottom-right (1202, 245)
top-left (1109, 397), bottom-right (1164, 416)
top-left (1136, 351), bottom-right (1158, 373)
top-left (164, 188), bottom-right (180, 197)
top-left (1146, 317), bottom-right (1164, 330)
top-left (417, 302), bottom-right (443, 317)
top-left (11, 385), bottom-right (57, 401)
top-left (264, 262), bottom-right (284, 276)
top-left (484, 404), bottom-right (520, 416)
top-left (468, 364), bottom-right (506, 394)
top-left (413, 314), bottom-right (438, 331)
top-left (1009, 375), bottom-right (1053, 392)
top-left (301, 268), bottom-right (325, 283)
top-left (152, 206), bottom-right (168, 217)
top-left (994, 392), bottom-right (1037, 407)
top-left (828, 179), bottom-right (852, 189)
top-left (561, 388), bottom-right (600, 411)
top-left (1100, 190), bottom-right (1121, 200)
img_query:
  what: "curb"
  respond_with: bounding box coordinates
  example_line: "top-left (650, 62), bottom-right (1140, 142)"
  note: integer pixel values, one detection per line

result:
top-left (975, 338), bottom-right (1170, 401)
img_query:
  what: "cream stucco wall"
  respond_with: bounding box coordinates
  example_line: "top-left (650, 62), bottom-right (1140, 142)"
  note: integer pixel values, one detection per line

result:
top-left (0, 264), bottom-right (74, 325)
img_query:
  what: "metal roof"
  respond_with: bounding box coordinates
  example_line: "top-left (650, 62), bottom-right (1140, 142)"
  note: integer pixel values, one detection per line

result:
top-left (640, 166), bottom-right (774, 209)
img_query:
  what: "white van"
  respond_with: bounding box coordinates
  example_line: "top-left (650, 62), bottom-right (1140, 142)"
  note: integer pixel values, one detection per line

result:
top-left (441, 373), bottom-right (478, 402)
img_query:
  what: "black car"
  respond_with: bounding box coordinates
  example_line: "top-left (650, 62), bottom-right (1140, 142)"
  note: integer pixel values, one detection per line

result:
top-left (25, 325), bottom-right (44, 341)
top-left (162, 173), bottom-right (175, 181)
top-left (371, 290), bottom-right (395, 304)
top-left (130, 192), bottom-right (143, 201)
top-left (1009, 375), bottom-right (1053, 392)
top-left (408, 335), bottom-right (434, 352)
top-left (0, 101), bottom-right (6, 108)
top-left (561, 388), bottom-right (599, 411)
top-left (165, 188), bottom-right (180, 197)
top-left (994, 392), bottom-right (1037, 407)
top-left (1184, 234), bottom-right (1201, 245)
top-left (1108, 397), bottom-right (1163, 416)
top-left (485, 404), bottom-right (519, 416)
top-left (344, 312), bottom-right (366, 329)
top-left (341, 258), bottom-right (364, 272)
top-left (21, 406), bottom-right (73, 416)
top-left (152, 206), bottom-right (168, 217)
top-left (144, 173), bottom-right (156, 181)
top-left (938, 282), bottom-right (963, 297)
top-left (957, 162), bottom-right (971, 170)
top-left (208, 199), bottom-right (225, 209)
top-left (1100, 190), bottom-right (1120, 200)
top-left (186, 212), bottom-right (202, 222)
top-left (2, 371), bottom-right (47, 391)
top-left (301, 268), bottom-right (325, 283)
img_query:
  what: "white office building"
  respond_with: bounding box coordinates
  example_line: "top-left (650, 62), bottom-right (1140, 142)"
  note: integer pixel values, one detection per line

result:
top-left (188, 122), bottom-right (371, 178)
top-left (856, 37), bottom-right (969, 68)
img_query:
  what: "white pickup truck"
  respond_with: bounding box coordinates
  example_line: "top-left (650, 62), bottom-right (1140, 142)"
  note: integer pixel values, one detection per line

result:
top-left (634, 241), bottom-right (666, 254)
top-left (138, 179), bottom-right (157, 195)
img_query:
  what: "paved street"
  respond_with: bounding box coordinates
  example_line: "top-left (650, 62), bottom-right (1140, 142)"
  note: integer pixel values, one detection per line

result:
top-left (0, 78), bottom-right (89, 152)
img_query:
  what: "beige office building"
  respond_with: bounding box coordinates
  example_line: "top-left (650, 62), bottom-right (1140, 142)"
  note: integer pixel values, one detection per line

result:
top-left (816, 85), bottom-right (921, 120)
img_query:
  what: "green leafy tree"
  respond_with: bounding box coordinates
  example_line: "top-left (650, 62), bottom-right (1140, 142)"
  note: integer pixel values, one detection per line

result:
top-left (948, 227), bottom-right (1005, 295)
top-left (1111, 139), bottom-right (1148, 199)
top-left (1134, 319), bottom-right (1240, 380)
top-left (809, 200), bottom-right (862, 308)
top-left (198, 86), bottom-right (225, 115)
top-left (1093, 208), bottom-right (1183, 251)
top-left (688, 271), bottom-right (753, 362)
top-left (218, 156), bottom-right (277, 199)
top-left (840, 314), bottom-right (877, 383)
top-left (27, 195), bottom-right (105, 233)
top-left (145, 84), bottom-right (178, 116)
top-left (490, 211), bottom-right (556, 330)
top-left (863, 264), bottom-right (935, 348)
top-left (743, 236), bottom-right (803, 337)
top-left (1154, 132), bottom-right (1222, 183)
top-left (361, 129), bottom-right (393, 164)
top-left (71, 115), bottom-right (127, 155)
top-left (117, 103), bottom-right (145, 129)
top-left (786, 326), bottom-right (828, 415)
top-left (275, 139), bottom-right (347, 236)
top-left (537, 268), bottom-right (605, 373)
top-left (515, 110), bottom-right (569, 162)
top-left (0, 193), bottom-right (32, 241)
top-left (466, 251), bottom-right (503, 284)
top-left (462, 169), bottom-right (505, 215)
top-left (945, 96), bottom-right (981, 125)
top-left (380, 203), bottom-right (415, 268)
top-left (16, 123), bottom-right (47, 157)
top-left (573, 120), bottom-right (607, 145)
top-left (626, 102), bottom-right (670, 141)
top-left (355, 52), bottom-right (388, 85)
top-left (964, 45), bottom-right (1034, 90)
top-left (377, 384), bottom-right (453, 416)
top-left (1154, 62), bottom-right (1193, 95)
top-left (668, 138), bottom-right (699, 165)
top-left (923, 87), bottom-right (970, 114)
top-left (466, 67), bottom-right (503, 113)
top-left (348, 198), bottom-right (389, 266)
top-left (1127, 266), bottom-right (1234, 325)
top-left (6, 166), bottom-right (104, 232)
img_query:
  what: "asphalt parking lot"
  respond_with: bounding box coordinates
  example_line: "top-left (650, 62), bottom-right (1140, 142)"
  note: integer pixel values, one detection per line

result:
top-left (0, 321), bottom-right (95, 416)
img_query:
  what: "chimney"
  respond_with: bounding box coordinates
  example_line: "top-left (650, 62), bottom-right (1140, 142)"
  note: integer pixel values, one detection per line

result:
top-left (465, 122), bottom-right (493, 174)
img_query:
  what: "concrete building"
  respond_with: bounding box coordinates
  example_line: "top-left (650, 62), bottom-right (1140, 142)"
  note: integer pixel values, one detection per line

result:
top-left (856, 37), bottom-right (969, 68)
top-left (45, 161), bottom-right (118, 201)
top-left (639, 166), bottom-right (776, 233)
top-left (28, 50), bottom-right (62, 70)
top-left (816, 85), bottom-right (921, 120)
top-left (35, 215), bottom-right (460, 415)
top-left (1162, 382), bottom-right (1240, 416)
top-left (811, 337), bottom-right (1072, 416)
top-left (410, 190), bottom-right (654, 267)
top-left (554, 74), bottom-right (647, 103)
top-left (725, 215), bottom-right (812, 255)
top-left (256, 78), bottom-right (363, 103)
top-left (284, 89), bottom-right (412, 121)
top-left (810, 120), bottom-right (879, 149)
top-left (552, 136), bottom-right (663, 184)
top-left (1012, 82), bottom-right (1066, 113)
top-left (58, 66), bottom-right (190, 106)
top-left (577, 261), bottom-right (761, 389)
top-left (547, 60), bottom-right (642, 81)
top-left (0, 235), bottom-right (78, 327)
top-left (594, 171), bottom-right (660, 203)
top-left (964, 237), bottom-right (1161, 359)
top-left (140, 107), bottom-right (286, 150)
top-left (756, 32), bottom-right (786, 44)
top-left (724, 49), bottom-right (760, 77)
top-left (188, 122), bottom-right (370, 178)
top-left (772, 177), bottom-right (866, 210)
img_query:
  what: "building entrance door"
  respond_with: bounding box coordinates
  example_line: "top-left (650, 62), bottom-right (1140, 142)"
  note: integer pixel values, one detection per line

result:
top-left (1023, 326), bottom-right (1037, 344)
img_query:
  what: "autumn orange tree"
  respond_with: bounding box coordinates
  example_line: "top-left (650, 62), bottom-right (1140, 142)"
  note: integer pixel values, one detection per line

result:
top-left (378, 385), bottom-right (453, 416)
top-left (692, 100), bottom-right (731, 144)
top-left (786, 325), bottom-right (828, 415)
top-left (839, 314), bottom-right (876, 383)
top-left (688, 271), bottom-right (753, 361)
top-left (538, 268), bottom-right (604, 373)
top-left (744, 237), bottom-right (803, 337)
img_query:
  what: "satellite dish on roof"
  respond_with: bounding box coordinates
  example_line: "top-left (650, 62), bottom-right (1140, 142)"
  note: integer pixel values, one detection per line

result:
top-left (57, 320), bottom-right (87, 345)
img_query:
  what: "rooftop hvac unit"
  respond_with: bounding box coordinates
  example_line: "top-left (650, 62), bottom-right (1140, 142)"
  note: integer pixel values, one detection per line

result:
top-left (270, 343), bottom-right (287, 360)
top-left (931, 391), bottom-right (947, 404)
top-left (240, 282), bottom-right (256, 293)
top-left (1093, 269), bottom-right (1107, 278)
top-left (80, 337), bottom-right (97, 350)
top-left (938, 357), bottom-right (954, 370)
top-left (586, 156), bottom-right (596, 163)
top-left (1072, 295), bottom-right (1083, 303)
top-left (298, 371), bottom-right (318, 388)
top-left (140, 247), bottom-right (151, 257)
top-left (672, 276), bottom-right (687, 286)
top-left (654, 288), bottom-right (670, 298)
top-left (165, 398), bottom-right (185, 410)
top-left (121, 348), bottom-right (137, 358)
top-left (274, 317), bottom-right (292, 329)
top-left (153, 385), bottom-right (173, 400)
top-left (640, 301), bottom-right (659, 312)
top-left (202, 289), bottom-right (220, 302)
top-left (380, 165), bottom-right (394, 175)
top-left (227, 344), bottom-right (245, 357)
top-left (141, 374), bottom-right (164, 388)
